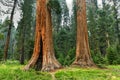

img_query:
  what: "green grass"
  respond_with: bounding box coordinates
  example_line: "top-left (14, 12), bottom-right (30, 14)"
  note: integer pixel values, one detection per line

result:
top-left (55, 66), bottom-right (120, 80)
top-left (0, 61), bottom-right (52, 80)
top-left (0, 61), bottom-right (120, 80)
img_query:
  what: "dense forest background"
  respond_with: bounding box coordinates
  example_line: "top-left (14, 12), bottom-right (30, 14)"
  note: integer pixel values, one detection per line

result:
top-left (0, 0), bottom-right (120, 67)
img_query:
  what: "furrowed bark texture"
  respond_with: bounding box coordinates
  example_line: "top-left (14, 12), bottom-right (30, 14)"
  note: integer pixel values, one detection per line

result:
top-left (24, 0), bottom-right (61, 71)
top-left (72, 0), bottom-right (95, 67)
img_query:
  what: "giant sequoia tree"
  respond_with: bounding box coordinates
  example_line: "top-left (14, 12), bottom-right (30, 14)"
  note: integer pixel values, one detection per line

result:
top-left (24, 0), bottom-right (62, 71)
top-left (72, 0), bottom-right (95, 67)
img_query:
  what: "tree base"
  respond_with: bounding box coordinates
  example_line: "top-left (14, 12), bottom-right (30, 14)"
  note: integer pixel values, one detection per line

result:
top-left (71, 60), bottom-right (96, 68)
top-left (41, 64), bottom-right (62, 72)
top-left (24, 62), bottom-right (62, 72)
top-left (24, 55), bottom-right (62, 72)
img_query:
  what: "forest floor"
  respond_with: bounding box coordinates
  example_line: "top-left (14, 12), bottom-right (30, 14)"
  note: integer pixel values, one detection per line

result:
top-left (0, 60), bottom-right (120, 80)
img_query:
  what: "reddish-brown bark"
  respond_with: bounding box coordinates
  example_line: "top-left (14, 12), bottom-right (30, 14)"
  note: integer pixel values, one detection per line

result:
top-left (24, 0), bottom-right (61, 71)
top-left (72, 0), bottom-right (95, 67)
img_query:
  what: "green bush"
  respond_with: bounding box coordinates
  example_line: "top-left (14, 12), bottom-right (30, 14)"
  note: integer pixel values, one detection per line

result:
top-left (64, 48), bottom-right (75, 66)
top-left (91, 50), bottom-right (108, 65)
top-left (106, 46), bottom-right (118, 65)
top-left (56, 48), bottom-right (75, 66)
top-left (91, 45), bottom-right (120, 65)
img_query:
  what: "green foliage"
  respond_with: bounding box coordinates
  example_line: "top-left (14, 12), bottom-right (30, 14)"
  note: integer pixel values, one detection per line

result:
top-left (0, 33), bottom-right (4, 40)
top-left (91, 44), bottom-right (120, 65)
top-left (87, 1), bottom-right (119, 65)
top-left (64, 48), bottom-right (75, 66)
top-left (16, 0), bottom-right (35, 61)
top-left (52, 0), bottom-right (76, 66)
top-left (0, 17), bottom-right (13, 60)
top-left (106, 46), bottom-right (120, 65)
top-left (54, 29), bottom-right (76, 66)
top-left (48, 0), bottom-right (61, 14)
top-left (91, 50), bottom-right (108, 65)
top-left (0, 17), bottom-right (9, 33)
top-left (56, 47), bottom-right (75, 66)
top-left (116, 45), bottom-right (120, 64)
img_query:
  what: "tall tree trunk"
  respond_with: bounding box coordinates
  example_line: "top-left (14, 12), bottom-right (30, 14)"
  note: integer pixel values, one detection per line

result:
top-left (4, 0), bottom-right (17, 61)
top-left (72, 0), bottom-right (95, 67)
top-left (24, 0), bottom-right (61, 71)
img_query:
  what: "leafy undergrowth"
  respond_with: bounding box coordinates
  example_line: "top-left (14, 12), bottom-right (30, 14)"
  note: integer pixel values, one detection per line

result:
top-left (0, 61), bottom-right (120, 80)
